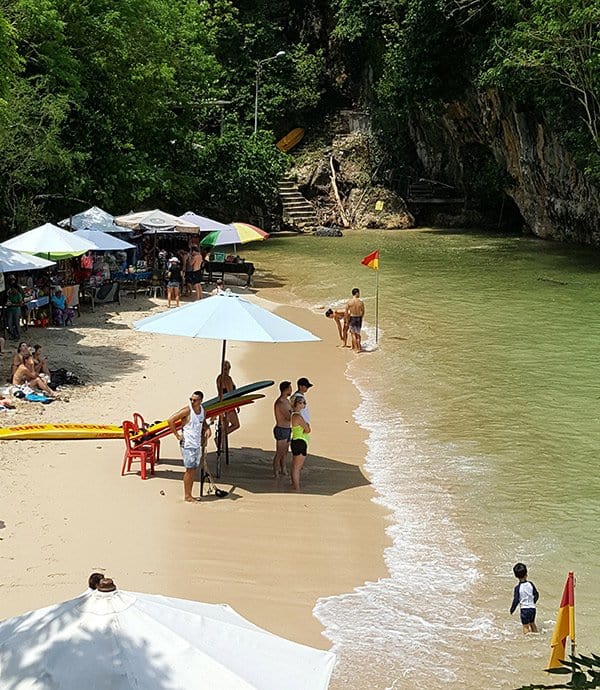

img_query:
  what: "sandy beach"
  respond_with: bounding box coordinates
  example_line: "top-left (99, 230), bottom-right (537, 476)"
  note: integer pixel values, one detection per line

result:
top-left (0, 285), bottom-right (389, 663)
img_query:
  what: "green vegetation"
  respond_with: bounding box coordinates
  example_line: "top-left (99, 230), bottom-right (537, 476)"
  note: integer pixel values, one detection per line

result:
top-left (0, 0), bottom-right (597, 234)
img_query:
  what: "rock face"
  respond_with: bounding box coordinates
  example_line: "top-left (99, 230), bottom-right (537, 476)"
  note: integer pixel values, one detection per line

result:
top-left (409, 89), bottom-right (600, 245)
top-left (295, 132), bottom-right (415, 230)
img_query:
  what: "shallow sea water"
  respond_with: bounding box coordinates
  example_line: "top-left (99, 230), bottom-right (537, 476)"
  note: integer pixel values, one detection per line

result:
top-left (244, 229), bottom-right (600, 689)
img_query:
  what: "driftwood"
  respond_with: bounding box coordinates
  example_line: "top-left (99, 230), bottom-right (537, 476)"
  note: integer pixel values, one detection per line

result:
top-left (328, 155), bottom-right (350, 228)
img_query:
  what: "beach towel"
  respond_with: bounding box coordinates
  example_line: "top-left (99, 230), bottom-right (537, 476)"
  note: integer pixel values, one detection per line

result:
top-left (25, 392), bottom-right (54, 404)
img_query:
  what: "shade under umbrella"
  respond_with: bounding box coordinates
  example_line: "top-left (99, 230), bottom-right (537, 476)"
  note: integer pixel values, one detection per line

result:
top-left (179, 211), bottom-right (232, 233)
top-left (200, 223), bottom-right (269, 248)
top-left (114, 209), bottom-right (198, 234)
top-left (72, 229), bottom-right (135, 251)
top-left (0, 584), bottom-right (335, 689)
top-left (0, 245), bottom-right (56, 273)
top-left (1, 223), bottom-right (96, 259)
top-left (58, 206), bottom-right (128, 233)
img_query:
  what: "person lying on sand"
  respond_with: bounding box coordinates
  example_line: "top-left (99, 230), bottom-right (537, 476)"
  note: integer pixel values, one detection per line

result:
top-left (12, 354), bottom-right (56, 397)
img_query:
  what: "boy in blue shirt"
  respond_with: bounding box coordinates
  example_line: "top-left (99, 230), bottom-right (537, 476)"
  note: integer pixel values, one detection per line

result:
top-left (510, 562), bottom-right (539, 633)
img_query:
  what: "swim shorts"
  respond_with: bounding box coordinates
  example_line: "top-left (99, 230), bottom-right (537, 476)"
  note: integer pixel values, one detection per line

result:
top-left (348, 315), bottom-right (362, 334)
top-left (290, 439), bottom-right (308, 456)
top-left (520, 608), bottom-right (536, 625)
top-left (273, 425), bottom-right (291, 442)
top-left (181, 446), bottom-right (201, 469)
top-left (188, 270), bottom-right (202, 285)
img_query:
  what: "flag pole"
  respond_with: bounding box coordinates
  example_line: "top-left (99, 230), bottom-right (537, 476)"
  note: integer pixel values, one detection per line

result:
top-left (375, 267), bottom-right (379, 344)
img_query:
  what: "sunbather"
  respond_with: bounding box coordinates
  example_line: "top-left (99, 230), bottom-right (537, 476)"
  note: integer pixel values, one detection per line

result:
top-left (12, 354), bottom-right (56, 397)
top-left (32, 344), bottom-right (50, 376)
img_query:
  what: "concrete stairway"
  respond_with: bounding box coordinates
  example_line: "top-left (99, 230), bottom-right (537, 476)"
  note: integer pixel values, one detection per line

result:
top-left (277, 178), bottom-right (318, 229)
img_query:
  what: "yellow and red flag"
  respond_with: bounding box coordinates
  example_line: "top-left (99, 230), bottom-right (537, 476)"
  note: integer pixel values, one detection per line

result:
top-left (547, 571), bottom-right (575, 670)
top-left (361, 250), bottom-right (379, 271)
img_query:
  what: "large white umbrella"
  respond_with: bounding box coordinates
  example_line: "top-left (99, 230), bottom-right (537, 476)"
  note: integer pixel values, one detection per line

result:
top-left (114, 209), bottom-right (198, 234)
top-left (1, 223), bottom-right (96, 259)
top-left (72, 228), bottom-right (135, 251)
top-left (0, 245), bottom-right (55, 273)
top-left (0, 583), bottom-right (335, 689)
top-left (179, 211), bottom-right (232, 233)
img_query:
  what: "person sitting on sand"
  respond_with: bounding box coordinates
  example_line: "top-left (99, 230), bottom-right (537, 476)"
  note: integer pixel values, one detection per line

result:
top-left (11, 342), bottom-right (30, 380)
top-left (216, 360), bottom-right (240, 436)
top-left (325, 308), bottom-right (349, 347)
top-left (290, 395), bottom-right (311, 491)
top-left (51, 289), bottom-right (74, 326)
top-left (32, 344), bottom-right (50, 377)
top-left (12, 353), bottom-right (56, 397)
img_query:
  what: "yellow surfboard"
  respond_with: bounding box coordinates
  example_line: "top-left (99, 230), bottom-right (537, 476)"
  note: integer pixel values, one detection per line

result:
top-left (276, 127), bottom-right (305, 152)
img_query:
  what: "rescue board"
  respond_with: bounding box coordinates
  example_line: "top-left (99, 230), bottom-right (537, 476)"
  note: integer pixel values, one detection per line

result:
top-left (276, 128), bottom-right (305, 152)
top-left (0, 394), bottom-right (264, 441)
top-left (204, 380), bottom-right (273, 408)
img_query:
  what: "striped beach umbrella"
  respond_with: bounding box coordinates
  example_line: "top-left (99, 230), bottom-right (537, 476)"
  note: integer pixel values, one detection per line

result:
top-left (200, 222), bottom-right (269, 248)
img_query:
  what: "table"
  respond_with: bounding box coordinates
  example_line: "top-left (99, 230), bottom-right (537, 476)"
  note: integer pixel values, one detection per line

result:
top-left (111, 271), bottom-right (153, 298)
top-left (202, 261), bottom-right (255, 287)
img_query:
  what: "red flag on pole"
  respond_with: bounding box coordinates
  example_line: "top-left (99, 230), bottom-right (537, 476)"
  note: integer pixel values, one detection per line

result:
top-left (361, 250), bottom-right (379, 270)
top-left (547, 571), bottom-right (575, 670)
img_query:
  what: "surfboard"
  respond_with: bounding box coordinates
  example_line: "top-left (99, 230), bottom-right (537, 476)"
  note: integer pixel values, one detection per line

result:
top-left (276, 128), bottom-right (305, 152)
top-left (0, 393), bottom-right (265, 442)
top-left (203, 380), bottom-right (273, 408)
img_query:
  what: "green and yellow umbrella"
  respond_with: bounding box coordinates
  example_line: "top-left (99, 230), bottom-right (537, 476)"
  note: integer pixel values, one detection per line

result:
top-left (200, 222), bottom-right (269, 248)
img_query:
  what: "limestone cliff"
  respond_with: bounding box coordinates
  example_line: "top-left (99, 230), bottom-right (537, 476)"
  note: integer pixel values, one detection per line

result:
top-left (409, 90), bottom-right (600, 245)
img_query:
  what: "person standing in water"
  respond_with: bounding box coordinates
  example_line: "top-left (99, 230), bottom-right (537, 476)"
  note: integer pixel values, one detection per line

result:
top-left (510, 562), bottom-right (539, 634)
top-left (345, 287), bottom-right (365, 352)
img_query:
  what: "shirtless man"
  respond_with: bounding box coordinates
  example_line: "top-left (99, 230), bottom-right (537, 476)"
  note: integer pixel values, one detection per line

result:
top-left (272, 380), bottom-right (292, 477)
top-left (325, 308), bottom-right (349, 347)
top-left (167, 391), bottom-right (211, 501)
top-left (216, 360), bottom-right (240, 436)
top-left (12, 354), bottom-right (56, 397)
top-left (345, 287), bottom-right (365, 352)
top-left (187, 247), bottom-right (203, 300)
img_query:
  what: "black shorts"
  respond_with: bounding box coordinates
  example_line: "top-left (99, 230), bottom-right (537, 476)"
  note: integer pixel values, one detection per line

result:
top-left (187, 270), bottom-right (202, 284)
top-left (273, 426), bottom-right (291, 442)
top-left (520, 608), bottom-right (536, 625)
top-left (290, 439), bottom-right (307, 456)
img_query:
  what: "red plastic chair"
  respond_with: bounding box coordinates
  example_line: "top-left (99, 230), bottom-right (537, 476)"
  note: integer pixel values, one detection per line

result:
top-left (132, 412), bottom-right (160, 463)
top-left (121, 420), bottom-right (155, 480)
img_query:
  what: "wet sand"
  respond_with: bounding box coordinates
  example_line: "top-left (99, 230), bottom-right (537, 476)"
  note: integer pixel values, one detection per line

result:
top-left (0, 287), bottom-right (388, 655)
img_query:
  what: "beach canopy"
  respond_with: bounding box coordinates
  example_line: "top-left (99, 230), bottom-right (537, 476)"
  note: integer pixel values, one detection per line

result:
top-left (58, 206), bottom-right (127, 233)
top-left (0, 245), bottom-right (56, 273)
top-left (1, 223), bottom-right (96, 260)
top-left (72, 229), bottom-right (135, 251)
top-left (179, 211), bottom-right (232, 233)
top-left (134, 291), bottom-right (319, 344)
top-left (114, 209), bottom-right (198, 234)
top-left (200, 222), bottom-right (269, 248)
top-left (0, 584), bottom-right (335, 689)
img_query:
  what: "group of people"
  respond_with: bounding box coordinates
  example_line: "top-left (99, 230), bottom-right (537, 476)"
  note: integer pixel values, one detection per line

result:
top-left (165, 247), bottom-right (206, 308)
top-left (325, 287), bottom-right (365, 352)
top-left (165, 369), bottom-right (314, 501)
top-left (8, 341), bottom-right (56, 398)
top-left (273, 377), bottom-right (313, 490)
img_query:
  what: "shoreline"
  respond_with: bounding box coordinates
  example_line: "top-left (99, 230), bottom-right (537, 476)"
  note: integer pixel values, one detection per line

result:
top-left (0, 286), bottom-right (390, 656)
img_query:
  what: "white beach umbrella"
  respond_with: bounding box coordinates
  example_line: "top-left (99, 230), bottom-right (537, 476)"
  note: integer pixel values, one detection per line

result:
top-left (58, 206), bottom-right (128, 233)
top-left (1, 223), bottom-right (96, 259)
top-left (72, 228), bottom-right (135, 251)
top-left (0, 245), bottom-right (56, 273)
top-left (0, 583), bottom-right (335, 689)
top-left (114, 209), bottom-right (198, 234)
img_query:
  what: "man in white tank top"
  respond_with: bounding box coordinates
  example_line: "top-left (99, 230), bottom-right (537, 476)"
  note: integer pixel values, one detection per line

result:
top-left (168, 391), bottom-right (210, 502)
